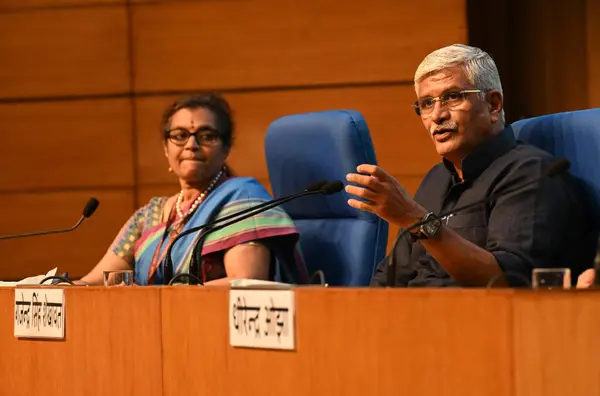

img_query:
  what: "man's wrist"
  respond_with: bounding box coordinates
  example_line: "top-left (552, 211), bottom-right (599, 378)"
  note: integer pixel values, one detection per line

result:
top-left (398, 204), bottom-right (429, 229)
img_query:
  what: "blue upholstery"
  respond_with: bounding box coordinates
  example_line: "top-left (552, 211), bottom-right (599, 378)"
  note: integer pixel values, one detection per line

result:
top-left (511, 108), bottom-right (600, 220)
top-left (264, 110), bottom-right (388, 286)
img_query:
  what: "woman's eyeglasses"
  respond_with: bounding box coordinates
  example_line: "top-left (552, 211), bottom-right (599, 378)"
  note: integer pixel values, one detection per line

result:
top-left (166, 127), bottom-right (221, 146)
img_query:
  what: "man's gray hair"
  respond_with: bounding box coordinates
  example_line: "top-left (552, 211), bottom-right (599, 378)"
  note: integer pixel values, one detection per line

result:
top-left (414, 44), bottom-right (505, 125)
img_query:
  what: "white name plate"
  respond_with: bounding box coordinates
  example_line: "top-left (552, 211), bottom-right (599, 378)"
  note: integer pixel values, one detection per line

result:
top-left (14, 288), bottom-right (65, 340)
top-left (229, 289), bottom-right (295, 350)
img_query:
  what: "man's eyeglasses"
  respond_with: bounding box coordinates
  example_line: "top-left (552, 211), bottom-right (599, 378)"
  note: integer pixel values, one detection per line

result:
top-left (166, 127), bottom-right (221, 146)
top-left (412, 89), bottom-right (482, 117)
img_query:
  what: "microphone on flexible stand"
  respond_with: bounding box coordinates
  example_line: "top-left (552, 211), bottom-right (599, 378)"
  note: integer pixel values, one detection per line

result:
top-left (0, 198), bottom-right (100, 241)
top-left (183, 180), bottom-right (345, 285)
top-left (386, 158), bottom-right (572, 287)
top-left (162, 180), bottom-right (338, 284)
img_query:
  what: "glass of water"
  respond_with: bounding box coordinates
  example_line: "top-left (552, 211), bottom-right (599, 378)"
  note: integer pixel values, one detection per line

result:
top-left (532, 268), bottom-right (571, 289)
top-left (103, 270), bottom-right (134, 286)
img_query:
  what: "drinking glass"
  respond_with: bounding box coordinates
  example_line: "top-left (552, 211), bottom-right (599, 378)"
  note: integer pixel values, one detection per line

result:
top-left (103, 270), bottom-right (134, 286)
top-left (532, 268), bottom-right (571, 289)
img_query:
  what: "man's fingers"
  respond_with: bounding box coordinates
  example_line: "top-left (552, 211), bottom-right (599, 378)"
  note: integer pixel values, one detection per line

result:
top-left (345, 173), bottom-right (383, 191)
top-left (347, 198), bottom-right (376, 213)
top-left (577, 269), bottom-right (596, 288)
top-left (355, 164), bottom-right (390, 181)
top-left (345, 185), bottom-right (378, 201)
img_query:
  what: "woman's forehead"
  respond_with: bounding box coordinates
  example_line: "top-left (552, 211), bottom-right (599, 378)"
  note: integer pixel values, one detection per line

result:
top-left (170, 107), bottom-right (217, 129)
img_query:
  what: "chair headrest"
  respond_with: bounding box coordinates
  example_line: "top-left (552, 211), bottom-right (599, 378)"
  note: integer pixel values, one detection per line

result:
top-left (511, 108), bottom-right (600, 216)
top-left (265, 110), bottom-right (380, 221)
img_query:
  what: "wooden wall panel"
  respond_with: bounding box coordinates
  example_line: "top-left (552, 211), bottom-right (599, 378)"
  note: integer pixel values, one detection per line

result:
top-left (536, 1), bottom-right (589, 115)
top-left (135, 86), bottom-right (439, 186)
top-left (0, 189), bottom-right (134, 280)
top-left (469, 0), bottom-right (595, 121)
top-left (0, 6), bottom-right (129, 99)
top-left (134, 95), bottom-right (172, 185)
top-left (502, 0), bottom-right (589, 119)
top-left (0, 0), bottom-right (123, 11)
top-left (0, 99), bottom-right (134, 190)
top-left (131, 0), bottom-right (467, 92)
top-left (586, 0), bottom-right (600, 108)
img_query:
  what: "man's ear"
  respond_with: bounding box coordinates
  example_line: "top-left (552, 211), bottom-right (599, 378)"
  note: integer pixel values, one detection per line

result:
top-left (487, 90), bottom-right (503, 123)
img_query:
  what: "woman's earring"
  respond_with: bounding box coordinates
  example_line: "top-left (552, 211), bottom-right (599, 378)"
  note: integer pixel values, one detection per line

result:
top-left (168, 167), bottom-right (172, 172)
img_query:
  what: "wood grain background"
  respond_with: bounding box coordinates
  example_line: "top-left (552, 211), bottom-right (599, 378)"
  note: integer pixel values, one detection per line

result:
top-left (0, 0), bottom-right (597, 280)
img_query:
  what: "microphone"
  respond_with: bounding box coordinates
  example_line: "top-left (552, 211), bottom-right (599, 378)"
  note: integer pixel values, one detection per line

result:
top-left (386, 158), bottom-right (571, 287)
top-left (0, 197), bottom-right (99, 241)
top-left (163, 180), bottom-right (343, 284)
top-left (186, 180), bottom-right (344, 284)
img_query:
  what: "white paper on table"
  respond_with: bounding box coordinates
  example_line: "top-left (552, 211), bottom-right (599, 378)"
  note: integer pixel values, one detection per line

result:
top-left (0, 268), bottom-right (58, 287)
top-left (228, 278), bottom-right (293, 290)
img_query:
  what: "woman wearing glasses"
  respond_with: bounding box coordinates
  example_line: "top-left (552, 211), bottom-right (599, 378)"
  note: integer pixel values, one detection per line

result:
top-left (77, 92), bottom-right (308, 286)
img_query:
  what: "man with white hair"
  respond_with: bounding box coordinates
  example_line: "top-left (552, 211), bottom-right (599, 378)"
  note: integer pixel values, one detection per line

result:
top-left (345, 44), bottom-right (597, 287)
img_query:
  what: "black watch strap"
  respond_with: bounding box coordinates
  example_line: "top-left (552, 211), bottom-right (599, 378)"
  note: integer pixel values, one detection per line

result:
top-left (409, 230), bottom-right (428, 241)
top-left (409, 212), bottom-right (441, 241)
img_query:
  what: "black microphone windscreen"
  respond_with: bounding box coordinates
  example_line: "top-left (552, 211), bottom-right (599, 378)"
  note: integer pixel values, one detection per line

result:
top-left (321, 180), bottom-right (344, 195)
top-left (83, 198), bottom-right (100, 218)
top-left (545, 158), bottom-right (571, 178)
top-left (306, 180), bottom-right (329, 192)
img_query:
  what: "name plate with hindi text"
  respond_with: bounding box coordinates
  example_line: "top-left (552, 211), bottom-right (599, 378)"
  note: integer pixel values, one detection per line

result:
top-left (14, 288), bottom-right (65, 339)
top-left (229, 289), bottom-right (295, 350)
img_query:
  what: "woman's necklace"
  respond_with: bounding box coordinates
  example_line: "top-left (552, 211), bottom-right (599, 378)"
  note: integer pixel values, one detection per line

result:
top-left (175, 170), bottom-right (223, 219)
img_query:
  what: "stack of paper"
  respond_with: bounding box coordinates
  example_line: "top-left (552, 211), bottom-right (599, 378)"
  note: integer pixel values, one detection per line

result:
top-left (0, 267), bottom-right (57, 287)
top-left (228, 278), bottom-right (293, 289)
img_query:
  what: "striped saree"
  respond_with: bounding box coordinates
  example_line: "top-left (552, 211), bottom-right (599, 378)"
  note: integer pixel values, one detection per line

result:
top-left (110, 177), bottom-right (308, 285)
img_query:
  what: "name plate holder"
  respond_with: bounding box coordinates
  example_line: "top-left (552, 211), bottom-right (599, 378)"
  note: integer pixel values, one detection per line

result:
top-left (228, 280), bottom-right (295, 351)
top-left (14, 287), bottom-right (65, 340)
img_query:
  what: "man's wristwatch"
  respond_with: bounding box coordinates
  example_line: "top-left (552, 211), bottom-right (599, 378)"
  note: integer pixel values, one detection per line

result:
top-left (410, 212), bottom-right (442, 241)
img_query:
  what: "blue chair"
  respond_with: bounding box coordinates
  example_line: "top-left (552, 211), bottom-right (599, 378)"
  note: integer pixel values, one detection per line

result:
top-left (264, 110), bottom-right (388, 286)
top-left (511, 108), bottom-right (600, 220)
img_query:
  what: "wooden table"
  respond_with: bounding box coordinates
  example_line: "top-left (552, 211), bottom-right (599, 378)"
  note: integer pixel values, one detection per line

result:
top-left (0, 287), bottom-right (598, 396)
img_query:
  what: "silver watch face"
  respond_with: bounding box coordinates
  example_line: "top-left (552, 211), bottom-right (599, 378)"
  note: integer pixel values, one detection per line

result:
top-left (423, 221), bottom-right (439, 235)
top-left (422, 214), bottom-right (441, 236)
